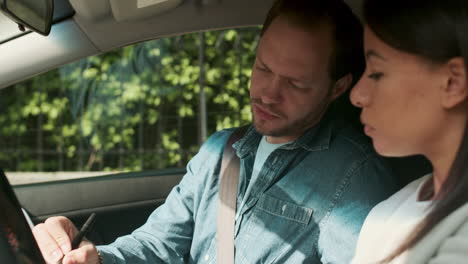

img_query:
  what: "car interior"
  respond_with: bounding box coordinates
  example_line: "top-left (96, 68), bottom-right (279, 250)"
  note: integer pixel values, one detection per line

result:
top-left (0, 0), bottom-right (432, 252)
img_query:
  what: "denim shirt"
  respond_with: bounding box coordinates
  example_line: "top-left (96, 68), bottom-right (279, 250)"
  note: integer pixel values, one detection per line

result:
top-left (98, 118), bottom-right (398, 264)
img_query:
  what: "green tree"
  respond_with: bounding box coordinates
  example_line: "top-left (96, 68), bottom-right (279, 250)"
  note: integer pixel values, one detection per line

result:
top-left (0, 27), bottom-right (260, 173)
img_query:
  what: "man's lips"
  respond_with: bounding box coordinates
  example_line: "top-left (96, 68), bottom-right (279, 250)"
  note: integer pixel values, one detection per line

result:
top-left (253, 104), bottom-right (280, 121)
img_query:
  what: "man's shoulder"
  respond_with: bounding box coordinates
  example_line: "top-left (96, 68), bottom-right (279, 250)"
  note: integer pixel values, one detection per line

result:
top-left (185, 127), bottom-right (241, 176)
top-left (202, 127), bottom-right (237, 148)
top-left (200, 126), bottom-right (243, 152)
top-left (317, 122), bottom-right (396, 185)
top-left (329, 124), bottom-right (376, 160)
top-left (207, 127), bottom-right (237, 141)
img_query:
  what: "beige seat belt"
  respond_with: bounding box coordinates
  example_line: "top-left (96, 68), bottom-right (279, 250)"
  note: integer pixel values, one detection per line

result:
top-left (217, 126), bottom-right (248, 264)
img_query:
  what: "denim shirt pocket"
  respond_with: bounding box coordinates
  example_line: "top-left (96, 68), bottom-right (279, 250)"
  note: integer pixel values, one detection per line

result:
top-left (236, 194), bottom-right (314, 264)
top-left (257, 194), bottom-right (314, 225)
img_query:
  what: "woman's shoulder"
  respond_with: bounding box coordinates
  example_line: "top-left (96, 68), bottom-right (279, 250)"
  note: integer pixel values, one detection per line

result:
top-left (395, 174), bottom-right (431, 198)
top-left (435, 202), bottom-right (468, 233)
top-left (405, 198), bottom-right (468, 263)
top-left (356, 175), bottom-right (431, 231)
top-left (373, 174), bottom-right (431, 211)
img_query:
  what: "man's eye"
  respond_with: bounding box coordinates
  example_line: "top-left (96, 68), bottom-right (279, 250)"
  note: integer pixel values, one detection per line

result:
top-left (256, 65), bottom-right (270, 72)
top-left (367, 72), bottom-right (384, 80)
top-left (288, 80), bottom-right (307, 90)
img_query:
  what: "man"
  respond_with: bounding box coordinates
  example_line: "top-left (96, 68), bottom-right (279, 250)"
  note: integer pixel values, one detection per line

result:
top-left (33, 0), bottom-right (397, 263)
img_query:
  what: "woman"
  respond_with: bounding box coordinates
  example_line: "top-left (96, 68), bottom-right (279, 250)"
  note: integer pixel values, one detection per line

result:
top-left (350, 0), bottom-right (468, 263)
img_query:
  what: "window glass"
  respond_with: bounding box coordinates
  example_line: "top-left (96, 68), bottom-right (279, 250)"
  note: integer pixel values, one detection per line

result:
top-left (0, 27), bottom-right (260, 183)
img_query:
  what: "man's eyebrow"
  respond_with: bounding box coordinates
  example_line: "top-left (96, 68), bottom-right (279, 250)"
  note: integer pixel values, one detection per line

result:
top-left (365, 49), bottom-right (387, 61)
top-left (257, 57), bottom-right (312, 83)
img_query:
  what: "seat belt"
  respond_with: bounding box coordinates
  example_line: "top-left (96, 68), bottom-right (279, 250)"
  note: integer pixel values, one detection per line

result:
top-left (217, 126), bottom-right (248, 264)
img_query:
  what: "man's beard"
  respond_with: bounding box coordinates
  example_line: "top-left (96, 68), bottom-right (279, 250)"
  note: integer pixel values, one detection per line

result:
top-left (253, 112), bottom-right (316, 138)
top-left (252, 103), bottom-right (329, 138)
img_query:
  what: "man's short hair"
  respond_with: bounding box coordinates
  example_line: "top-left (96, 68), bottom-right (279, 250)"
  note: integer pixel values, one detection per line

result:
top-left (261, 0), bottom-right (364, 83)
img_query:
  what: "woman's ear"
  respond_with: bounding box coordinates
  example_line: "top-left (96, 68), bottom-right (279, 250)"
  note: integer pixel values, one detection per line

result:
top-left (441, 57), bottom-right (468, 109)
top-left (331, 73), bottom-right (353, 101)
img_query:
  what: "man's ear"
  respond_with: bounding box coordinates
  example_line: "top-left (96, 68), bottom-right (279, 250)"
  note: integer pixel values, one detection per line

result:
top-left (331, 73), bottom-right (353, 100)
top-left (441, 57), bottom-right (468, 109)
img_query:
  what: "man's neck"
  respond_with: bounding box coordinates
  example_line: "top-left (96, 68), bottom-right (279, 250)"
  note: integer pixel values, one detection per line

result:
top-left (265, 135), bottom-right (299, 144)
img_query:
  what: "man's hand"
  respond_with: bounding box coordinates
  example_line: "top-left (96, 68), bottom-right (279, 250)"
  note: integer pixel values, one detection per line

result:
top-left (32, 216), bottom-right (100, 264)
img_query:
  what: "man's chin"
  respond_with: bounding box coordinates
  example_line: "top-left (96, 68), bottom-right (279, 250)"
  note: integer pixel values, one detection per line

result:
top-left (253, 121), bottom-right (286, 137)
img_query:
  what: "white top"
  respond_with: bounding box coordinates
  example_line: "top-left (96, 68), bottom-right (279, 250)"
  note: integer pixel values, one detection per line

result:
top-left (236, 136), bottom-right (289, 220)
top-left (351, 174), bottom-right (433, 264)
top-left (251, 136), bottom-right (288, 182)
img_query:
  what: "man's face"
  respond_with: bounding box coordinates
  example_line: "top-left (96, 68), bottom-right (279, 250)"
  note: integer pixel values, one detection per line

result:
top-left (250, 16), bottom-right (337, 143)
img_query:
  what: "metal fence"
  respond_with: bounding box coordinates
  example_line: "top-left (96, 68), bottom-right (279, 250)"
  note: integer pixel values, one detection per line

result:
top-left (0, 28), bottom-right (260, 172)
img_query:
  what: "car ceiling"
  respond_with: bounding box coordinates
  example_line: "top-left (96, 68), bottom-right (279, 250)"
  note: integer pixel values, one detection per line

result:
top-left (0, 0), bottom-right (363, 90)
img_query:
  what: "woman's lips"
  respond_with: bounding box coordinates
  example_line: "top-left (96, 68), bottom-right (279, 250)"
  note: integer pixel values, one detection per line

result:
top-left (364, 125), bottom-right (375, 136)
top-left (254, 105), bottom-right (279, 121)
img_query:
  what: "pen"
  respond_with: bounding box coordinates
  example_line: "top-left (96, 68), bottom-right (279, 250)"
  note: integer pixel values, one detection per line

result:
top-left (71, 213), bottom-right (96, 249)
top-left (57, 213), bottom-right (96, 264)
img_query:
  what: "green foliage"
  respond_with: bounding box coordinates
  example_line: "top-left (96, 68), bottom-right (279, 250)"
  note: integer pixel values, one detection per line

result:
top-left (0, 27), bottom-right (260, 172)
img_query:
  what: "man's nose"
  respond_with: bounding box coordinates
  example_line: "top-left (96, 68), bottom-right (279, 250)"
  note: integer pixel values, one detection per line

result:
top-left (350, 76), bottom-right (371, 108)
top-left (261, 75), bottom-right (283, 104)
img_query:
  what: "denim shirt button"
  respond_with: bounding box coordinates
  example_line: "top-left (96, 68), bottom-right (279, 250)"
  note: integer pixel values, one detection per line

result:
top-left (204, 254), bottom-right (210, 261)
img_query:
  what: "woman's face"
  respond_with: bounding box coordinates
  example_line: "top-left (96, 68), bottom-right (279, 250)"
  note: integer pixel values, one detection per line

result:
top-left (350, 26), bottom-right (449, 157)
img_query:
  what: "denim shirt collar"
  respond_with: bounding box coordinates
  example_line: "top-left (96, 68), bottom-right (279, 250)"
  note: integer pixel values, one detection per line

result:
top-left (233, 117), bottom-right (335, 159)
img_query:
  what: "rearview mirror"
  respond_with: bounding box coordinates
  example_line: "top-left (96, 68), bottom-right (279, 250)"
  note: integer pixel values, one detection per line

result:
top-left (0, 0), bottom-right (54, 36)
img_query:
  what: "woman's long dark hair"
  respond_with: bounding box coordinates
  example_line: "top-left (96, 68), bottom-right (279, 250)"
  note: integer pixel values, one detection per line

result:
top-left (363, 0), bottom-right (468, 262)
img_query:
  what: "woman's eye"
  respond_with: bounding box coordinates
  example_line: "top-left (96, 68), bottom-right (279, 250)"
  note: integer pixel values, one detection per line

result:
top-left (367, 72), bottom-right (384, 80)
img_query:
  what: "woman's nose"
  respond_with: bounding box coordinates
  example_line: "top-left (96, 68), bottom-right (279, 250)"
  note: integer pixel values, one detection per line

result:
top-left (350, 76), bottom-right (371, 108)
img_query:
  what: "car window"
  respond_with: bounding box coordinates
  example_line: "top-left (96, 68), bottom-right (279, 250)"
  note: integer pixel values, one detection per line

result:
top-left (0, 27), bottom-right (260, 184)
